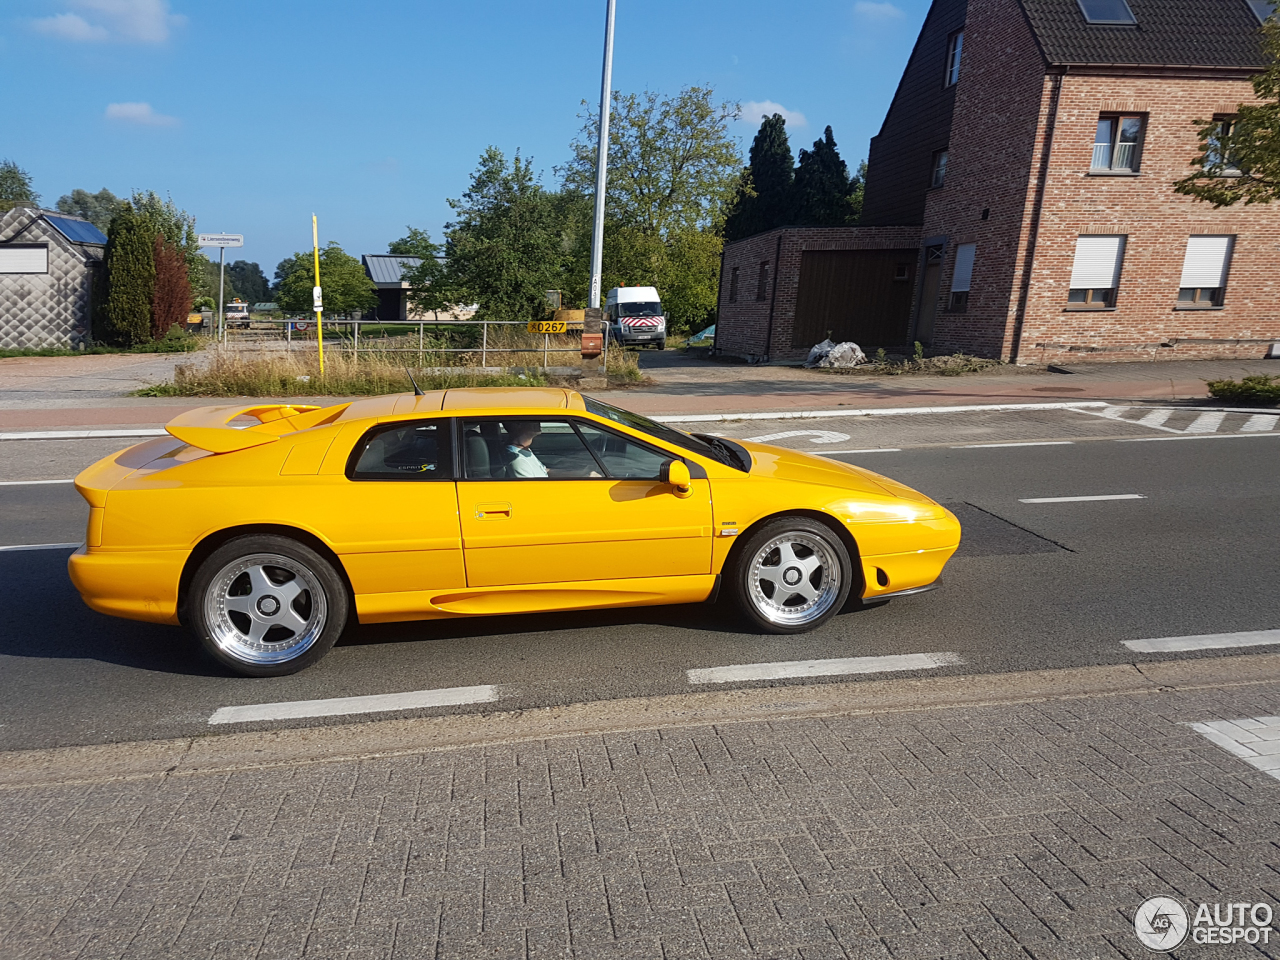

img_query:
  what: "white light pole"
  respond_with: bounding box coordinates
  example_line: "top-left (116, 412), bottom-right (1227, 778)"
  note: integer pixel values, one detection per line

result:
top-left (588, 0), bottom-right (616, 311)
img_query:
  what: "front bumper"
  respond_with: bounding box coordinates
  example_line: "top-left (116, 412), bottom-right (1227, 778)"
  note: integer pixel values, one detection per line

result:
top-left (67, 545), bottom-right (185, 625)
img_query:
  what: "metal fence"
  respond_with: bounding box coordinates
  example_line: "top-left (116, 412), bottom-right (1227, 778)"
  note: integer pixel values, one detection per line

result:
top-left (219, 317), bottom-right (586, 368)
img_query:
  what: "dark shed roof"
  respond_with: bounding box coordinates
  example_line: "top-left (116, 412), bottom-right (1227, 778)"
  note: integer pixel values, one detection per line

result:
top-left (1018, 0), bottom-right (1269, 68)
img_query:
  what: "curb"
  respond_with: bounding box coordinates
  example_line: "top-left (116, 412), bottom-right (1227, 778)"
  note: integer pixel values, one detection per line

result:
top-left (3, 653), bottom-right (1279, 790)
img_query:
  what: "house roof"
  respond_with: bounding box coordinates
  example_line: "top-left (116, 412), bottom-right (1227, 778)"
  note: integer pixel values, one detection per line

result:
top-left (362, 254), bottom-right (423, 287)
top-left (1018, 0), bottom-right (1270, 68)
top-left (43, 214), bottom-right (107, 246)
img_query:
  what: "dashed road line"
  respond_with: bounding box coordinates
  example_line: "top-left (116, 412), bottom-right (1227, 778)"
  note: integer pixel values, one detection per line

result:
top-left (1187, 718), bottom-right (1280, 780)
top-left (686, 653), bottom-right (963, 685)
top-left (818, 448), bottom-right (902, 455)
top-left (744, 429), bottom-right (851, 444)
top-left (1116, 432), bottom-right (1280, 443)
top-left (956, 441), bottom-right (1074, 449)
top-left (0, 479), bottom-right (74, 486)
top-left (1185, 411), bottom-right (1227, 434)
top-left (1242, 414), bottom-right (1279, 433)
top-left (1123, 628), bottom-right (1280, 654)
top-left (1019, 494), bottom-right (1145, 503)
top-left (208, 684), bottom-right (502, 725)
top-left (653, 401), bottom-right (1110, 424)
top-left (0, 542), bottom-right (81, 552)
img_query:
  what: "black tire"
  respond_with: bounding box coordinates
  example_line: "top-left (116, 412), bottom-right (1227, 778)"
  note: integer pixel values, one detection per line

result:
top-left (189, 534), bottom-right (349, 677)
top-left (727, 516), bottom-right (852, 634)
top-left (656, 339), bottom-right (666, 350)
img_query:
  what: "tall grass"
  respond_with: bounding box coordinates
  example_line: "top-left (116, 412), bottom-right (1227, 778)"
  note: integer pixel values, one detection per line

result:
top-left (134, 352), bottom-right (548, 397)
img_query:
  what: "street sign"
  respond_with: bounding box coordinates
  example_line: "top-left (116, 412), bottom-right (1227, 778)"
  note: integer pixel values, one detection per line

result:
top-left (198, 234), bottom-right (244, 247)
top-left (313, 286), bottom-right (323, 311)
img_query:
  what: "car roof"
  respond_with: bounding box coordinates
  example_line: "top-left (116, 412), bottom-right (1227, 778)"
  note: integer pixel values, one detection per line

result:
top-left (336, 387), bottom-right (585, 423)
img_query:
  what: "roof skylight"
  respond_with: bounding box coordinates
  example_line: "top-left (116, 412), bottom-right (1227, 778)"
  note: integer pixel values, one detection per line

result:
top-left (1077, 0), bottom-right (1137, 24)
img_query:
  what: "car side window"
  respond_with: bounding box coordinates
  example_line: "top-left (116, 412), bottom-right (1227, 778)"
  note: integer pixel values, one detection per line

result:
top-left (574, 421), bottom-right (671, 480)
top-left (460, 418), bottom-right (604, 480)
top-left (348, 421), bottom-right (451, 480)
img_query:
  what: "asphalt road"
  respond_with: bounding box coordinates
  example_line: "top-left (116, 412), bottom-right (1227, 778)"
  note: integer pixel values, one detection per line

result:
top-left (0, 410), bottom-right (1278, 751)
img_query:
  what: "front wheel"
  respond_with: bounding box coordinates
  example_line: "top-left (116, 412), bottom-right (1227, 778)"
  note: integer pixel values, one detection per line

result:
top-left (728, 517), bottom-right (852, 634)
top-left (655, 339), bottom-right (666, 350)
top-left (189, 535), bottom-right (349, 677)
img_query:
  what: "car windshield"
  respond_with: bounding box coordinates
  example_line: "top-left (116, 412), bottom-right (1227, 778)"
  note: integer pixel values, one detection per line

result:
top-left (617, 301), bottom-right (662, 318)
top-left (583, 398), bottom-right (748, 472)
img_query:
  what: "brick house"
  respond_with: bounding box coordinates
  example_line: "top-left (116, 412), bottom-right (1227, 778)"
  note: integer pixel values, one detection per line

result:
top-left (716, 0), bottom-right (1280, 363)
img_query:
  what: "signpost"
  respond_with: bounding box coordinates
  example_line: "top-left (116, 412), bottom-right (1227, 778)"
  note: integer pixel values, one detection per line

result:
top-left (198, 233), bottom-right (244, 344)
top-left (312, 216), bottom-right (325, 378)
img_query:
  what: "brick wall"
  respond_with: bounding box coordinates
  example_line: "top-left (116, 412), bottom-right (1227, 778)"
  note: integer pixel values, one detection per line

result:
top-left (1017, 71), bottom-right (1279, 362)
top-left (716, 226), bottom-right (921, 360)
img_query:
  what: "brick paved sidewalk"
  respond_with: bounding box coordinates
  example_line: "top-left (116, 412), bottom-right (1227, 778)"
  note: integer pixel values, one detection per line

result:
top-left (3, 663), bottom-right (1279, 960)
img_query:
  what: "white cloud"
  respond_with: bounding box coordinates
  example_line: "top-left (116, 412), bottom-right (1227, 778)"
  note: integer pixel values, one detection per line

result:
top-left (740, 100), bottom-right (808, 129)
top-left (854, 1), bottom-right (904, 20)
top-left (105, 102), bottom-right (178, 126)
top-left (33, 12), bottom-right (109, 41)
top-left (32, 0), bottom-right (182, 43)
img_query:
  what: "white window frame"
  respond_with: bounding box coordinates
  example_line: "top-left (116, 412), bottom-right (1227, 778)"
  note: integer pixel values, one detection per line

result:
top-left (945, 31), bottom-right (964, 87)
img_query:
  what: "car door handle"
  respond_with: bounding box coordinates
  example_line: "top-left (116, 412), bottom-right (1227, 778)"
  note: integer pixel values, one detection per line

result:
top-left (475, 502), bottom-right (511, 520)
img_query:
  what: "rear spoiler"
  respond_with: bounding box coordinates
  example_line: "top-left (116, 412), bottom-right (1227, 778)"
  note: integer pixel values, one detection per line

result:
top-left (165, 403), bottom-right (339, 453)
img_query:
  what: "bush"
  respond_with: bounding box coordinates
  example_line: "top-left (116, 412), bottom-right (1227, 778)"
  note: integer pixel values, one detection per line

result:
top-left (1206, 374), bottom-right (1280, 405)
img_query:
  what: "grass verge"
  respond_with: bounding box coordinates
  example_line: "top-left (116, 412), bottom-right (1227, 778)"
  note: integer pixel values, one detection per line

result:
top-left (1206, 374), bottom-right (1280, 405)
top-left (133, 353), bottom-right (549, 397)
top-left (0, 337), bottom-right (204, 358)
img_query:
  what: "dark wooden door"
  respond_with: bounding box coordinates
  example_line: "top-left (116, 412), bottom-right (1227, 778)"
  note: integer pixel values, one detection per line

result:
top-left (791, 249), bottom-right (917, 349)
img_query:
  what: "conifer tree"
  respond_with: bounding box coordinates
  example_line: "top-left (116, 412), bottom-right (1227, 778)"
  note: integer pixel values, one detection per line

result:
top-left (102, 204), bottom-right (156, 346)
top-left (724, 114), bottom-right (795, 241)
top-left (794, 126), bottom-right (860, 226)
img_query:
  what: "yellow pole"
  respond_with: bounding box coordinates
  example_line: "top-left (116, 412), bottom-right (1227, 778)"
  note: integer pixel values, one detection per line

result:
top-left (312, 214), bottom-right (325, 378)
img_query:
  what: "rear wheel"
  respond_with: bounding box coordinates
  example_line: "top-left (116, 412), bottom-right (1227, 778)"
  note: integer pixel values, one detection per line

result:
top-left (729, 517), bottom-right (852, 634)
top-left (189, 535), bottom-right (348, 677)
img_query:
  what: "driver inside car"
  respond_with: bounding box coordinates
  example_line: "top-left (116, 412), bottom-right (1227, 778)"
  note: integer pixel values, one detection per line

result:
top-left (505, 421), bottom-right (549, 478)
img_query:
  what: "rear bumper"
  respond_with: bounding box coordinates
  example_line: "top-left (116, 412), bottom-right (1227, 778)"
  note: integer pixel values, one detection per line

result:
top-left (67, 545), bottom-right (185, 625)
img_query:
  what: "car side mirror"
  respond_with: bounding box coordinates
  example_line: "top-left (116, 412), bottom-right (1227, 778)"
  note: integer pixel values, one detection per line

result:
top-left (661, 459), bottom-right (692, 497)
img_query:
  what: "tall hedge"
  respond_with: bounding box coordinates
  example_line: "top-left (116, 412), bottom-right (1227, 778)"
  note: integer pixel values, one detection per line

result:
top-left (102, 204), bottom-right (156, 346)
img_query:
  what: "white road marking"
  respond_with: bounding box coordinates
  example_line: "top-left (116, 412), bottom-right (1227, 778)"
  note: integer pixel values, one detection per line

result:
top-left (744, 429), bottom-right (851, 445)
top-left (1117, 432), bottom-right (1280, 443)
top-left (1241, 414), bottom-right (1279, 433)
top-left (0, 429), bottom-right (167, 441)
top-left (1123, 628), bottom-right (1280, 653)
top-left (0, 542), bottom-right (81, 552)
top-left (653, 401), bottom-right (1109, 424)
top-left (956, 441), bottom-right (1074, 449)
top-left (208, 684), bottom-right (501, 725)
top-left (686, 652), bottom-right (963, 685)
top-left (0, 479), bottom-right (74, 486)
top-left (819, 448), bottom-right (902, 455)
top-left (1019, 494), bottom-right (1145, 503)
top-left (1136, 409), bottom-right (1173, 428)
top-left (1075, 405), bottom-right (1183, 433)
top-left (1185, 411), bottom-right (1227, 434)
top-left (1187, 718), bottom-right (1280, 781)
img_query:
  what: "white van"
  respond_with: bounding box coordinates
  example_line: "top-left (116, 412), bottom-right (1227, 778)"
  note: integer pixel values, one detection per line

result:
top-left (604, 286), bottom-right (666, 350)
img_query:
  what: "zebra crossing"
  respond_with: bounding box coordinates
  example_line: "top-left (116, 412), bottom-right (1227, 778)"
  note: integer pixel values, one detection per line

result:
top-left (1080, 404), bottom-right (1280, 436)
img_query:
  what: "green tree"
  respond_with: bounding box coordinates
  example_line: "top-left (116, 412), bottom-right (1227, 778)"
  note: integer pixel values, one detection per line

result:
top-left (563, 87), bottom-right (741, 234)
top-left (226, 260), bottom-right (270, 304)
top-left (440, 147), bottom-right (577, 322)
top-left (101, 204), bottom-right (157, 346)
top-left (388, 227), bottom-right (441, 259)
top-left (391, 227), bottom-right (455, 319)
top-left (56, 188), bottom-right (123, 230)
top-left (793, 126), bottom-right (862, 226)
top-left (275, 242), bottom-right (376, 318)
top-left (1175, 18), bottom-right (1280, 206)
top-left (0, 159), bottom-right (39, 213)
top-left (724, 114), bottom-right (794, 241)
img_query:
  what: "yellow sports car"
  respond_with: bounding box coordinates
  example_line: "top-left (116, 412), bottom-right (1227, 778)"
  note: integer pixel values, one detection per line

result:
top-left (69, 388), bottom-right (960, 676)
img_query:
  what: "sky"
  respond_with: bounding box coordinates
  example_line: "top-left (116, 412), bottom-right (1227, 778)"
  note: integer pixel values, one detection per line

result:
top-left (1, 0), bottom-right (932, 276)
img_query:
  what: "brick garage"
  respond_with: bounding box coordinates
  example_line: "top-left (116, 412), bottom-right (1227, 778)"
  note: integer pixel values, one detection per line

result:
top-left (716, 227), bottom-right (920, 361)
top-left (718, 0), bottom-right (1280, 363)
